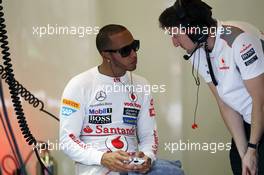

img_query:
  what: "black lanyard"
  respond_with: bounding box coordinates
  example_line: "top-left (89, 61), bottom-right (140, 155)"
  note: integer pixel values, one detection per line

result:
top-left (205, 43), bottom-right (218, 86)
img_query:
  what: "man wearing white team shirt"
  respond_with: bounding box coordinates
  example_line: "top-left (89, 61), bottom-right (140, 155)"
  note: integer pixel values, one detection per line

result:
top-left (59, 24), bottom-right (184, 175)
top-left (159, 0), bottom-right (264, 174)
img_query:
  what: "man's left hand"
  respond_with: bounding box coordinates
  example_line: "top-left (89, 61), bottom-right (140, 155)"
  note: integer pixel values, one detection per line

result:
top-left (242, 148), bottom-right (258, 175)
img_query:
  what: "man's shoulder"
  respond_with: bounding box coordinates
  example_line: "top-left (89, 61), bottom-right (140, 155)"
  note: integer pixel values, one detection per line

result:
top-left (66, 67), bottom-right (97, 87)
top-left (220, 21), bottom-right (261, 47)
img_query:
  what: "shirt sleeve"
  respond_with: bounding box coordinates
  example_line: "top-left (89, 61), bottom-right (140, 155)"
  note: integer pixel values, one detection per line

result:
top-left (59, 79), bottom-right (104, 165)
top-left (234, 33), bottom-right (264, 80)
top-left (190, 48), bottom-right (212, 83)
top-left (136, 91), bottom-right (159, 162)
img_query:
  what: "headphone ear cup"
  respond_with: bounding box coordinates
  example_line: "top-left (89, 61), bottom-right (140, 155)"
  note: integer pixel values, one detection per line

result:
top-left (188, 32), bottom-right (208, 43)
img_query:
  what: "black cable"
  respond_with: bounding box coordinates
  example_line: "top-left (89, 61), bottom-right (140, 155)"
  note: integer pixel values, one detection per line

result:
top-left (0, 80), bottom-right (26, 174)
top-left (0, 1), bottom-right (52, 174)
top-left (0, 65), bottom-right (59, 121)
top-left (205, 42), bottom-right (218, 86)
top-left (0, 102), bottom-right (19, 165)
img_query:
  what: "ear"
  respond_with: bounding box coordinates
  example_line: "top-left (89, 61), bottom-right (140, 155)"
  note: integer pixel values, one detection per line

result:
top-left (101, 51), bottom-right (112, 63)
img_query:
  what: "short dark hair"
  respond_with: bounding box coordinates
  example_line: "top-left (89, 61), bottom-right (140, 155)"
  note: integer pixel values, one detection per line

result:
top-left (96, 24), bottom-right (127, 53)
top-left (159, 0), bottom-right (216, 29)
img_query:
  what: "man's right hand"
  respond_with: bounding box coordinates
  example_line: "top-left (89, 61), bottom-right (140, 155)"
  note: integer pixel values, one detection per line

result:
top-left (101, 150), bottom-right (135, 172)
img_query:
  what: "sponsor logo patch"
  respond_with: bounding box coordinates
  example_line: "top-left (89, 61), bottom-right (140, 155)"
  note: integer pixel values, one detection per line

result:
top-left (152, 130), bottom-right (159, 155)
top-left (149, 98), bottom-right (156, 117)
top-left (124, 102), bottom-right (141, 109)
top-left (149, 108), bottom-right (156, 117)
top-left (68, 133), bottom-right (88, 148)
top-left (89, 115), bottom-right (112, 124)
top-left (123, 117), bottom-right (137, 125)
top-left (219, 58), bottom-right (230, 70)
top-left (105, 136), bottom-right (128, 152)
top-left (62, 99), bottom-right (80, 109)
top-left (95, 91), bottom-right (107, 101)
top-left (129, 93), bottom-right (137, 102)
top-left (245, 55), bottom-right (258, 66)
top-left (123, 108), bottom-right (140, 117)
top-left (89, 102), bottom-right (112, 108)
top-left (241, 48), bottom-right (256, 60)
top-left (240, 44), bottom-right (252, 53)
top-left (89, 108), bottom-right (112, 115)
top-left (81, 125), bottom-right (136, 136)
top-left (83, 126), bottom-right (93, 133)
top-left (61, 106), bottom-right (77, 116)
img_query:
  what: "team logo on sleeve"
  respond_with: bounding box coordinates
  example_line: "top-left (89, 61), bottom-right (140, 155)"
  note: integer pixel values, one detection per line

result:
top-left (61, 106), bottom-right (77, 116)
top-left (241, 48), bottom-right (256, 60)
top-left (62, 99), bottom-right (80, 109)
top-left (240, 47), bottom-right (258, 66)
top-left (61, 99), bottom-right (80, 116)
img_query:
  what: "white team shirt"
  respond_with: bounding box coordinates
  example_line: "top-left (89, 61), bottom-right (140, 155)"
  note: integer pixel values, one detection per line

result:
top-left (59, 67), bottom-right (158, 174)
top-left (191, 21), bottom-right (264, 124)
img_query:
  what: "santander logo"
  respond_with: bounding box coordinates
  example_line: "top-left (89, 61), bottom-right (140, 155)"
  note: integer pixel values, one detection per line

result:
top-left (83, 126), bottom-right (93, 133)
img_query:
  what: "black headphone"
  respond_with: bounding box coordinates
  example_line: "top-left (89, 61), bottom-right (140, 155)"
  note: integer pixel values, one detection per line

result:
top-left (173, 0), bottom-right (209, 44)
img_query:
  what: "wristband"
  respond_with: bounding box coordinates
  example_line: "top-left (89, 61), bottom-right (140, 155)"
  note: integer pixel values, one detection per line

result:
top-left (248, 142), bottom-right (258, 149)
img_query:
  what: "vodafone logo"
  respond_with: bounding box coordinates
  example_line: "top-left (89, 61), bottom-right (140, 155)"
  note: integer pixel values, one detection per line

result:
top-left (124, 102), bottom-right (141, 109)
top-left (219, 58), bottom-right (230, 70)
top-left (129, 93), bottom-right (137, 102)
top-left (105, 136), bottom-right (128, 152)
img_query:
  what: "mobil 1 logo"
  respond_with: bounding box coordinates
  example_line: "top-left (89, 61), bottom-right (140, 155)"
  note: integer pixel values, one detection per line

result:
top-left (88, 107), bottom-right (112, 124)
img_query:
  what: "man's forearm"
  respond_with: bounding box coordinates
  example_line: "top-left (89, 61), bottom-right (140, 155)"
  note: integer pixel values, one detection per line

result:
top-left (208, 83), bottom-right (248, 158)
top-left (219, 104), bottom-right (248, 158)
top-left (249, 102), bottom-right (264, 145)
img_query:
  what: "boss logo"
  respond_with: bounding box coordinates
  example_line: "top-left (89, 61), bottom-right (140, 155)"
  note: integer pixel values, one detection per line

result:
top-left (241, 48), bottom-right (255, 60)
top-left (89, 115), bottom-right (112, 124)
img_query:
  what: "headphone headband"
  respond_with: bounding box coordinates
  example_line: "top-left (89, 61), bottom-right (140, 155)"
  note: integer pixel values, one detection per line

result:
top-left (173, 0), bottom-right (212, 43)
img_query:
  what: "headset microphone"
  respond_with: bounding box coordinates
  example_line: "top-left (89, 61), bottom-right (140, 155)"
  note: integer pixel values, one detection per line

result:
top-left (183, 44), bottom-right (200, 60)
